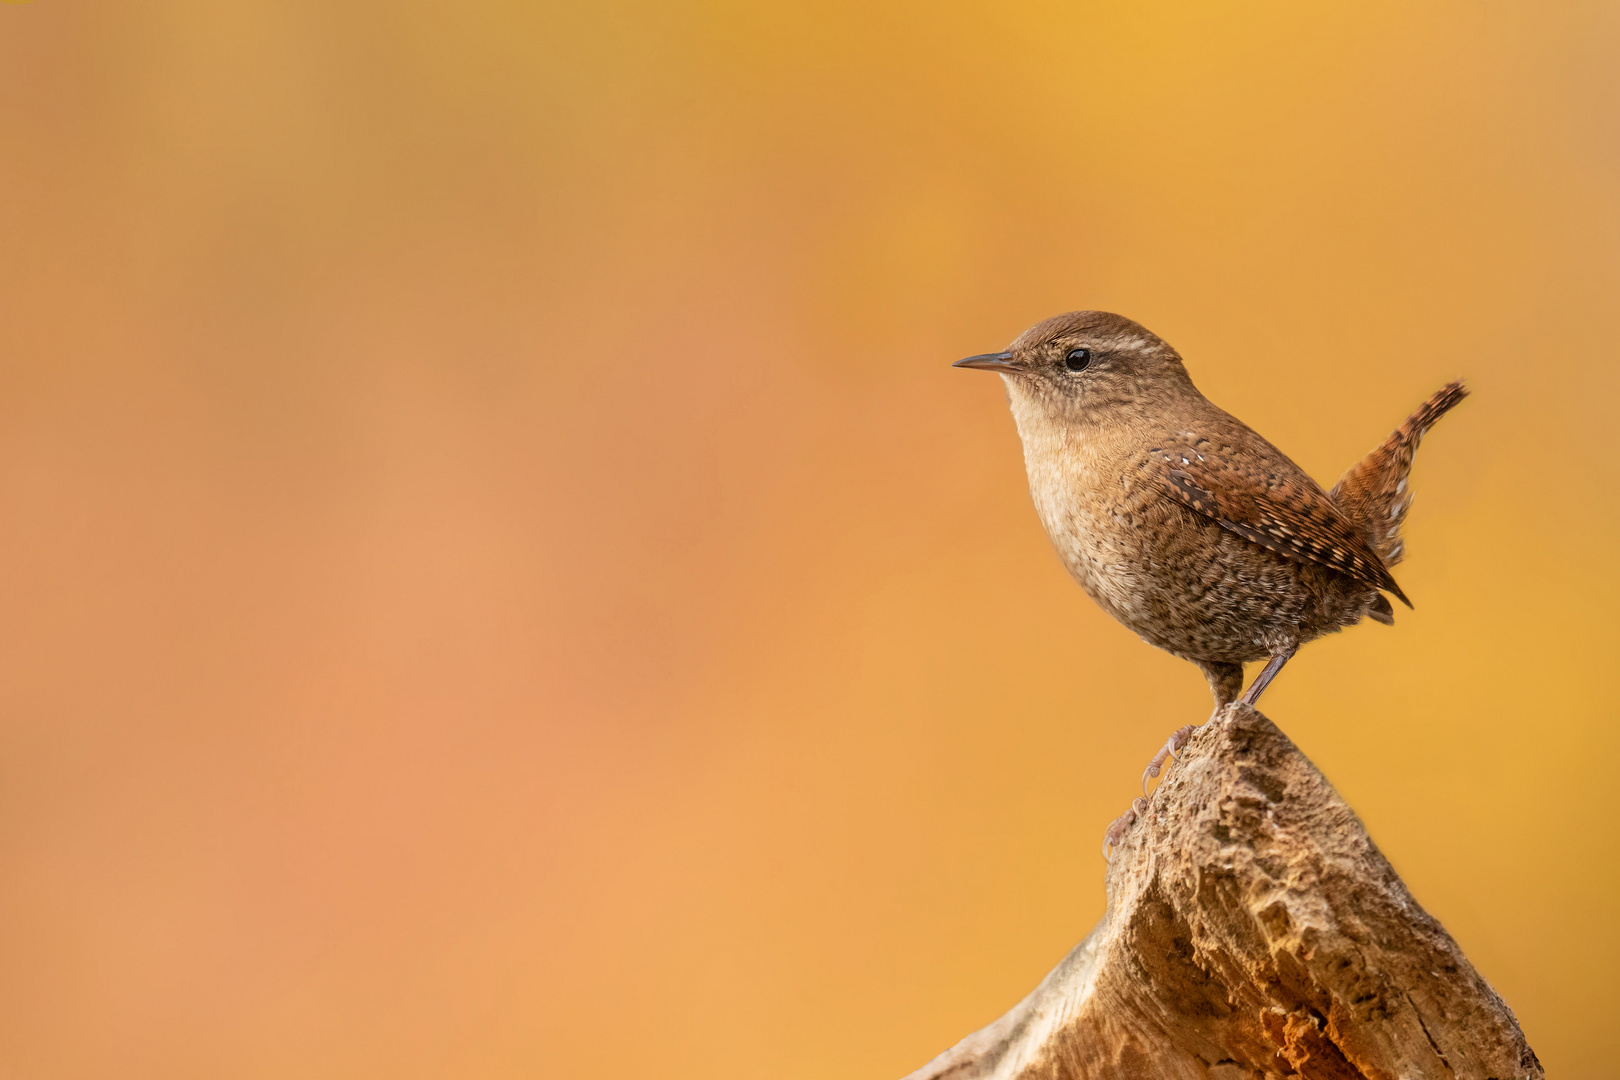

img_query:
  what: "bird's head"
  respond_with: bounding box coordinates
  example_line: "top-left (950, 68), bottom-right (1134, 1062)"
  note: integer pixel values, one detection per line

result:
top-left (954, 311), bottom-right (1196, 425)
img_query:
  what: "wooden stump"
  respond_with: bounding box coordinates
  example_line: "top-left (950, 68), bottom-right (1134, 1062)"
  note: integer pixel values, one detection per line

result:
top-left (903, 704), bottom-right (1540, 1080)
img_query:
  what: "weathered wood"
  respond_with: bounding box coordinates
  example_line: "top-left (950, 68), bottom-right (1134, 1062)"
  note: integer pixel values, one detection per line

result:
top-left (903, 704), bottom-right (1540, 1080)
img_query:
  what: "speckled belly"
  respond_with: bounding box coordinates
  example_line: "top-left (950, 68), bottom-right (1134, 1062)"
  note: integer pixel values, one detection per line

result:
top-left (1039, 490), bottom-right (1374, 665)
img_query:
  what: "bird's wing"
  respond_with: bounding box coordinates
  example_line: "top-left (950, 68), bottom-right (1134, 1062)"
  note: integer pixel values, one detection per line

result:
top-left (1143, 426), bottom-right (1410, 607)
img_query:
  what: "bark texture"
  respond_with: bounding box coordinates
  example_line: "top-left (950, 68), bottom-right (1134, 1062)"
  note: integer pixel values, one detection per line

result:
top-left (903, 704), bottom-right (1540, 1080)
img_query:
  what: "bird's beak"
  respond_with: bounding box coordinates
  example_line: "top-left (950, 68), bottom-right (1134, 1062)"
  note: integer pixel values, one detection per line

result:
top-left (952, 351), bottom-right (1019, 373)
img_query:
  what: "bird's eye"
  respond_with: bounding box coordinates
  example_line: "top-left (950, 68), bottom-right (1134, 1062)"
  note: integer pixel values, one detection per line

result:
top-left (1064, 348), bottom-right (1091, 372)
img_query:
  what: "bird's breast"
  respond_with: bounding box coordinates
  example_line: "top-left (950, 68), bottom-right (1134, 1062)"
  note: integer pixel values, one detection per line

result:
top-left (1018, 427), bottom-right (1154, 623)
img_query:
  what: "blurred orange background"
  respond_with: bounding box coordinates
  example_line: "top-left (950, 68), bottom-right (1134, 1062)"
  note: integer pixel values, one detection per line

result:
top-left (1, 1), bottom-right (1616, 1077)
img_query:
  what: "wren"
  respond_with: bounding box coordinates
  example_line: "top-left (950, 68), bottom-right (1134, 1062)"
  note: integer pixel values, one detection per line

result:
top-left (954, 311), bottom-right (1466, 855)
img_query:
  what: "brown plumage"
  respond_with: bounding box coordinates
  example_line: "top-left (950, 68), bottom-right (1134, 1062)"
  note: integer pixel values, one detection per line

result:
top-left (954, 311), bottom-right (1466, 847)
top-left (1331, 381), bottom-right (1470, 570)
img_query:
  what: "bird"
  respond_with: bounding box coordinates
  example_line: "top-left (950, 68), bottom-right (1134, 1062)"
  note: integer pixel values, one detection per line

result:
top-left (953, 311), bottom-right (1466, 856)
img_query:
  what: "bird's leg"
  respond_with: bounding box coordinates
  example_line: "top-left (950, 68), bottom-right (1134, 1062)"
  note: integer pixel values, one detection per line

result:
top-left (1239, 646), bottom-right (1298, 706)
top-left (1203, 660), bottom-right (1246, 710)
top-left (1141, 660), bottom-right (1243, 795)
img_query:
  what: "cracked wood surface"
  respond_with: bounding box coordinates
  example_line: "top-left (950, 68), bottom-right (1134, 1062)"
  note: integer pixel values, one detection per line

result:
top-left (902, 704), bottom-right (1540, 1080)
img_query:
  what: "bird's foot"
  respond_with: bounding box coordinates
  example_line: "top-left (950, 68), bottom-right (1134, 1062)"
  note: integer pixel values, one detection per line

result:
top-left (1102, 797), bottom-right (1150, 861)
top-left (1107, 721), bottom-right (1206, 860)
top-left (1140, 724), bottom-right (1197, 796)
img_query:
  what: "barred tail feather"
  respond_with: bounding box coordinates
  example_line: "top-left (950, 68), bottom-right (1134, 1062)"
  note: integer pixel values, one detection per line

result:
top-left (1330, 380), bottom-right (1469, 568)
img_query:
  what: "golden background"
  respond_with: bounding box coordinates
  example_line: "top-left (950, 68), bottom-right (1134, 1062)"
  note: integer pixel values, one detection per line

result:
top-left (2, 1), bottom-right (1616, 1076)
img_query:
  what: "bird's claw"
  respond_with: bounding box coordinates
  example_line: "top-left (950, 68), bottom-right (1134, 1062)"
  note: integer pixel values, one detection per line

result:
top-left (1140, 748), bottom-right (1171, 796)
top-left (1109, 725), bottom-right (1198, 859)
top-left (1102, 799), bottom-right (1147, 861)
top-left (1140, 725), bottom-right (1197, 796)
